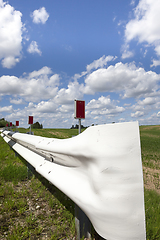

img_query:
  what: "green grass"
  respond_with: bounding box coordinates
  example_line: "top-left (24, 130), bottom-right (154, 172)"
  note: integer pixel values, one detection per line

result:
top-left (12, 127), bottom-right (81, 138)
top-left (140, 125), bottom-right (160, 240)
top-left (0, 129), bottom-right (76, 239)
top-left (144, 189), bottom-right (160, 240)
top-left (0, 163), bottom-right (27, 183)
top-left (1, 126), bottom-right (160, 239)
top-left (140, 125), bottom-right (160, 169)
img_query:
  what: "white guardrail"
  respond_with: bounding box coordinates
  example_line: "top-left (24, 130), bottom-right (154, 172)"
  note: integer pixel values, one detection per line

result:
top-left (0, 121), bottom-right (146, 240)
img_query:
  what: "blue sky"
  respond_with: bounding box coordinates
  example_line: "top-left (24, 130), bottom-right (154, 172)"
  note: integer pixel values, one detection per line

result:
top-left (1, 0), bottom-right (160, 128)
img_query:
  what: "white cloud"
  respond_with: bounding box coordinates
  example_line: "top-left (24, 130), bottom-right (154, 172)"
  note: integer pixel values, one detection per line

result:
top-left (28, 66), bottom-right (52, 78)
top-left (130, 0), bottom-right (136, 6)
top-left (0, 0), bottom-right (23, 68)
top-left (10, 98), bottom-right (24, 104)
top-left (31, 7), bottom-right (49, 24)
top-left (2, 56), bottom-right (20, 68)
top-left (2, 55), bottom-right (160, 127)
top-left (59, 104), bottom-right (74, 113)
top-left (73, 55), bottom-right (116, 82)
top-left (150, 59), bottom-right (160, 67)
top-left (137, 97), bottom-right (156, 105)
top-left (34, 100), bottom-right (57, 113)
top-left (86, 96), bottom-right (113, 110)
top-left (0, 105), bottom-right (13, 113)
top-left (84, 62), bottom-right (160, 98)
top-left (55, 81), bottom-right (83, 105)
top-left (86, 55), bottom-right (116, 72)
top-left (131, 110), bottom-right (144, 118)
top-left (27, 41), bottom-right (42, 55)
top-left (0, 76), bottom-right (22, 94)
top-left (121, 49), bottom-right (134, 59)
top-left (0, 67), bottom-right (60, 102)
top-left (121, 44), bottom-right (134, 59)
top-left (125, 0), bottom-right (160, 56)
top-left (0, 0), bottom-right (4, 7)
top-left (86, 96), bottom-right (125, 116)
top-left (129, 95), bottom-right (160, 121)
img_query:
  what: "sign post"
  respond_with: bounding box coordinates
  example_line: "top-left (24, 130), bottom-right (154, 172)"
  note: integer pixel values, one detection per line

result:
top-left (28, 116), bottom-right (33, 134)
top-left (16, 121), bottom-right (19, 127)
top-left (16, 121), bottom-right (19, 131)
top-left (74, 100), bottom-right (85, 134)
top-left (74, 100), bottom-right (91, 239)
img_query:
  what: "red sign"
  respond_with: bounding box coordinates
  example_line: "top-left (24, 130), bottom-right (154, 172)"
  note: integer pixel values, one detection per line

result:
top-left (6, 123), bottom-right (8, 127)
top-left (74, 100), bottom-right (85, 119)
top-left (28, 116), bottom-right (33, 125)
top-left (10, 122), bottom-right (12, 127)
top-left (16, 121), bottom-right (19, 127)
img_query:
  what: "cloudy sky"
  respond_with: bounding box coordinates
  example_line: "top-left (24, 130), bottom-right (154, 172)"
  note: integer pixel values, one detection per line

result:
top-left (1, 0), bottom-right (160, 128)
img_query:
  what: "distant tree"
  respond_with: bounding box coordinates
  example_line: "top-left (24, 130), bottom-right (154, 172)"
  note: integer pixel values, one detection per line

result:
top-left (0, 118), bottom-right (9, 127)
top-left (32, 121), bottom-right (43, 129)
top-left (70, 124), bottom-right (87, 129)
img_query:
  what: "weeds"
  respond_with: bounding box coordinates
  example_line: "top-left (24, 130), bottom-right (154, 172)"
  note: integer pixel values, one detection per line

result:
top-left (0, 132), bottom-right (75, 239)
top-left (145, 189), bottom-right (160, 240)
top-left (0, 163), bottom-right (28, 183)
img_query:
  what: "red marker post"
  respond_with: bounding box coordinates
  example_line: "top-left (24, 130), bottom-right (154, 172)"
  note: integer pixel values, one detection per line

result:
top-left (28, 116), bottom-right (33, 134)
top-left (16, 121), bottom-right (19, 127)
top-left (15, 121), bottom-right (19, 132)
top-left (74, 100), bottom-right (85, 134)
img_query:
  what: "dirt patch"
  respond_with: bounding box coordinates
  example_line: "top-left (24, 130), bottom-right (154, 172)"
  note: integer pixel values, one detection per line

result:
top-left (142, 133), bottom-right (160, 138)
top-left (143, 166), bottom-right (160, 194)
top-left (49, 131), bottom-right (69, 138)
top-left (141, 125), bottom-right (160, 130)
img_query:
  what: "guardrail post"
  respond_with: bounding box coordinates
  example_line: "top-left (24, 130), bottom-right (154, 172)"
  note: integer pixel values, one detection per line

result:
top-left (27, 162), bottom-right (35, 179)
top-left (27, 131), bottom-right (35, 178)
top-left (75, 118), bottom-right (92, 240)
top-left (75, 205), bottom-right (91, 239)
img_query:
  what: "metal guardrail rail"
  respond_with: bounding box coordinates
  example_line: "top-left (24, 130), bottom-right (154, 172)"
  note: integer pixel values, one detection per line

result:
top-left (0, 121), bottom-right (146, 240)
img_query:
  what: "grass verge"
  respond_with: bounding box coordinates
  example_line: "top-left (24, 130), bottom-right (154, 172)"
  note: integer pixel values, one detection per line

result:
top-left (0, 131), bottom-right (75, 240)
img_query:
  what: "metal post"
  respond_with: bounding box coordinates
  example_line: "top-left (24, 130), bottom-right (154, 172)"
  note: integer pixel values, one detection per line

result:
top-left (27, 130), bottom-right (35, 178)
top-left (78, 119), bottom-right (81, 134)
top-left (75, 118), bottom-right (91, 240)
top-left (75, 206), bottom-right (91, 239)
top-left (27, 162), bottom-right (35, 179)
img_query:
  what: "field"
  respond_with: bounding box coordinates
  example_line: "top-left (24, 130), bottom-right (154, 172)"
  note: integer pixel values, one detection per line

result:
top-left (0, 125), bottom-right (160, 239)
